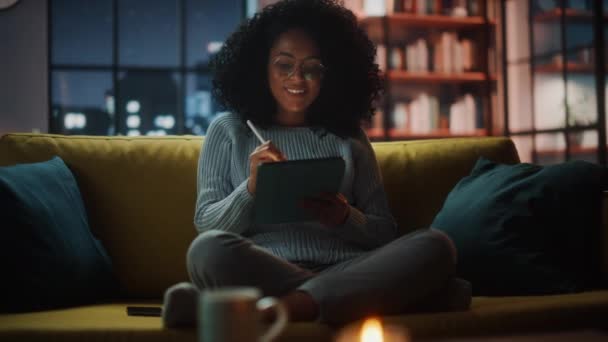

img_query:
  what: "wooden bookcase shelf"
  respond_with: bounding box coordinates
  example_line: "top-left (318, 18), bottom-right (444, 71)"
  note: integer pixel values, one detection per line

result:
top-left (365, 128), bottom-right (488, 140)
top-left (533, 8), bottom-right (607, 22)
top-left (536, 146), bottom-right (599, 157)
top-left (361, 13), bottom-right (495, 29)
top-left (366, 128), bottom-right (385, 139)
top-left (387, 70), bottom-right (496, 83)
top-left (535, 63), bottom-right (595, 74)
top-left (388, 128), bottom-right (487, 139)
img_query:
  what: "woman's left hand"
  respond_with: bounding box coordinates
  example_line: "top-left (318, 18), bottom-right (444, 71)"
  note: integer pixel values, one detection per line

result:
top-left (299, 192), bottom-right (350, 227)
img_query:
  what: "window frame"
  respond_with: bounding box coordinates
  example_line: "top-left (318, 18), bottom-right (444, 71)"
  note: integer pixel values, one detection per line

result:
top-left (48, 0), bottom-right (248, 136)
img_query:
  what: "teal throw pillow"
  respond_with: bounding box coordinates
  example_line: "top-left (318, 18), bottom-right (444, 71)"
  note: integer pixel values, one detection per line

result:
top-left (0, 157), bottom-right (116, 312)
top-left (432, 157), bottom-right (607, 296)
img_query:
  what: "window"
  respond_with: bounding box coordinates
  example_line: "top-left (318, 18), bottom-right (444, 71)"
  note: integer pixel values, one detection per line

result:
top-left (504, 0), bottom-right (607, 165)
top-left (50, 0), bottom-right (245, 136)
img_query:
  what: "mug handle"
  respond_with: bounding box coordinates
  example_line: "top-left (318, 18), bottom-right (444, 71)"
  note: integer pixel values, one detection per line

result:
top-left (256, 297), bottom-right (288, 342)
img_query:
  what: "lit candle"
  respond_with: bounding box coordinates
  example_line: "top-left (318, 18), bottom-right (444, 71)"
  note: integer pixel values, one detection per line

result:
top-left (360, 318), bottom-right (383, 342)
top-left (335, 317), bottom-right (410, 342)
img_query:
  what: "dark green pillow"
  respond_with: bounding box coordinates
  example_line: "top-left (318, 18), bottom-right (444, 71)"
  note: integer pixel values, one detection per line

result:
top-left (432, 157), bottom-right (607, 296)
top-left (0, 157), bottom-right (116, 312)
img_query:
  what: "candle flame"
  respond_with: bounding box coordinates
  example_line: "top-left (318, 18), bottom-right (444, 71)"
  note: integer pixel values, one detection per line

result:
top-left (360, 318), bottom-right (384, 342)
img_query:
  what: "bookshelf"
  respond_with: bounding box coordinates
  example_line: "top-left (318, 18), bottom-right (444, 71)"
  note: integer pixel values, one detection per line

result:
top-left (353, 0), bottom-right (500, 141)
top-left (503, 0), bottom-right (607, 165)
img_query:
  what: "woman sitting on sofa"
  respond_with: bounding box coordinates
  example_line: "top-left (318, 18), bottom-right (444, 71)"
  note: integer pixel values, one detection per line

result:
top-left (163, 0), bottom-right (470, 326)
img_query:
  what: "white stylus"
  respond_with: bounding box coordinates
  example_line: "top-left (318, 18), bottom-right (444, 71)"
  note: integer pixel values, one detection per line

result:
top-left (246, 120), bottom-right (267, 144)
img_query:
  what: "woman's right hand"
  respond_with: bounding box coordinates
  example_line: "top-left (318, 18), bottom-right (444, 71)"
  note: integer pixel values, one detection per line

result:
top-left (247, 141), bottom-right (287, 195)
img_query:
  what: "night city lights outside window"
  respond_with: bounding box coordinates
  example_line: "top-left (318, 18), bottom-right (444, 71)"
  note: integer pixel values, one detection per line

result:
top-left (50, 0), bottom-right (245, 136)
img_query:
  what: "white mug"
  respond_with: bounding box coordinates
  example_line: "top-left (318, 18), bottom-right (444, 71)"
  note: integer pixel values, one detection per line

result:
top-left (198, 287), bottom-right (288, 342)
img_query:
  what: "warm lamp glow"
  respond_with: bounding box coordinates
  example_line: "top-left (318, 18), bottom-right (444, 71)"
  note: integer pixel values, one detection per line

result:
top-left (360, 318), bottom-right (384, 342)
top-left (335, 317), bottom-right (409, 342)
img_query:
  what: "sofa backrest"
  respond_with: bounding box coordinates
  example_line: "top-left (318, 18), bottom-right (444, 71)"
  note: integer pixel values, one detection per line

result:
top-left (372, 137), bottom-right (520, 232)
top-left (0, 134), bottom-right (520, 298)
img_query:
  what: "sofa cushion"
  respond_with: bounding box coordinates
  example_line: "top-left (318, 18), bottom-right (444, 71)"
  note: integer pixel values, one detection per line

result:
top-left (432, 157), bottom-right (607, 296)
top-left (0, 302), bottom-right (334, 342)
top-left (1, 291), bottom-right (608, 341)
top-left (0, 156), bottom-right (116, 312)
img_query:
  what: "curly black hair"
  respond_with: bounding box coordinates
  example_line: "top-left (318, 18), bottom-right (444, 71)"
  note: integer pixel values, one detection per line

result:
top-left (210, 0), bottom-right (382, 138)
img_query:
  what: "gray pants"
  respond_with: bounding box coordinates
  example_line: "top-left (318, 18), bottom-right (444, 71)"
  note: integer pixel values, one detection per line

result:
top-left (186, 228), bottom-right (468, 324)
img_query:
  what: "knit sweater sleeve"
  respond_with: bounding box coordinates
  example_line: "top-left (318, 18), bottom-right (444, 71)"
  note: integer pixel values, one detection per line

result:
top-left (333, 130), bottom-right (399, 249)
top-left (193, 116), bottom-right (254, 234)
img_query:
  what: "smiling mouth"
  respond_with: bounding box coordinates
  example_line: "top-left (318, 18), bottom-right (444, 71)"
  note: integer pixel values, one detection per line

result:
top-left (285, 87), bottom-right (305, 95)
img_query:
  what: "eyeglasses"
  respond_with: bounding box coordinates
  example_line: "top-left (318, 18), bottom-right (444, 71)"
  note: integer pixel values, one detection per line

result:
top-left (271, 56), bottom-right (326, 81)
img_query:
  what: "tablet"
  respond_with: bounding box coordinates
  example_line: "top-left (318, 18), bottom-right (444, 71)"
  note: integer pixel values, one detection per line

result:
top-left (253, 157), bottom-right (345, 224)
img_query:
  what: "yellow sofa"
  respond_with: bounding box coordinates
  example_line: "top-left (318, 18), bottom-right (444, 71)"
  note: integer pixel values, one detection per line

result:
top-left (0, 133), bottom-right (607, 342)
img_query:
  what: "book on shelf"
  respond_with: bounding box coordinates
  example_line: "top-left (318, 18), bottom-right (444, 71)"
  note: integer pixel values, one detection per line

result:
top-left (374, 109), bottom-right (384, 129)
top-left (410, 94), bottom-right (430, 132)
top-left (392, 102), bottom-right (407, 129)
top-left (363, 0), bottom-right (386, 16)
top-left (453, 37), bottom-right (464, 73)
top-left (461, 39), bottom-right (474, 71)
top-left (343, 0), bottom-right (365, 17)
top-left (487, 33), bottom-right (497, 74)
top-left (363, 109), bottom-right (384, 138)
top-left (376, 44), bottom-right (387, 71)
top-left (405, 39), bottom-right (430, 72)
top-left (486, 0), bottom-right (497, 20)
top-left (449, 93), bottom-right (477, 134)
top-left (440, 32), bottom-right (456, 72)
top-left (391, 92), bottom-right (481, 134)
top-left (391, 47), bottom-right (404, 70)
top-left (386, 33), bottom-right (476, 73)
top-left (355, 0), bottom-right (485, 16)
top-left (450, 0), bottom-right (468, 17)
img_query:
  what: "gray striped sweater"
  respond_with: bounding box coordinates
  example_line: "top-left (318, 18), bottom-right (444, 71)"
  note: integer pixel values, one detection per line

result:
top-left (194, 112), bottom-right (398, 265)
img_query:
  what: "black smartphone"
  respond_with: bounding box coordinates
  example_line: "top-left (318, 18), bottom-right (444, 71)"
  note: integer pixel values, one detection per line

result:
top-left (126, 306), bottom-right (162, 317)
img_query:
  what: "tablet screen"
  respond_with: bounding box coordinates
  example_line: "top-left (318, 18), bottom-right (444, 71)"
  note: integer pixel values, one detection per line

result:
top-left (253, 157), bottom-right (345, 224)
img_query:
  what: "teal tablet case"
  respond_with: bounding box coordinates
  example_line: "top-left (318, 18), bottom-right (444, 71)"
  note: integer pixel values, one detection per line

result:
top-left (253, 157), bottom-right (345, 224)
